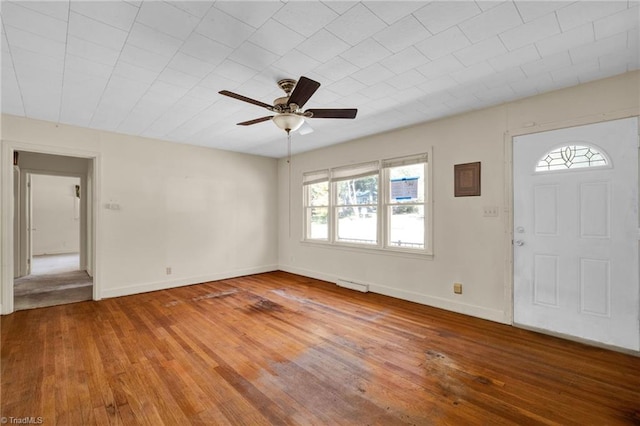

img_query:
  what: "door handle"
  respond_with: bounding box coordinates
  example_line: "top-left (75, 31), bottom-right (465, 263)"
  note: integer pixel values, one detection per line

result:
top-left (515, 240), bottom-right (524, 246)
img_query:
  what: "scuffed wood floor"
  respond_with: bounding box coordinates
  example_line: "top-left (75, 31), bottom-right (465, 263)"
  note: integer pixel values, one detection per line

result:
top-left (2, 271), bottom-right (639, 425)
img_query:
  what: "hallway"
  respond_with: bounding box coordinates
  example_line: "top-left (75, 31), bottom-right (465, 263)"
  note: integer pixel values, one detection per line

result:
top-left (14, 254), bottom-right (92, 311)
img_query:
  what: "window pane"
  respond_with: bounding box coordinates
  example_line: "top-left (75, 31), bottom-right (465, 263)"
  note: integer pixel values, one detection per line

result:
top-left (536, 145), bottom-right (607, 172)
top-left (307, 181), bottom-right (329, 206)
top-left (336, 207), bottom-right (377, 244)
top-left (389, 205), bottom-right (424, 249)
top-left (389, 164), bottom-right (424, 203)
top-left (336, 175), bottom-right (378, 205)
top-left (307, 207), bottom-right (328, 239)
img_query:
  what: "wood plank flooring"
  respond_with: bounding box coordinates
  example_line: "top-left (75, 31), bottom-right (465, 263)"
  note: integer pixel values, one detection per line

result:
top-left (2, 271), bottom-right (639, 425)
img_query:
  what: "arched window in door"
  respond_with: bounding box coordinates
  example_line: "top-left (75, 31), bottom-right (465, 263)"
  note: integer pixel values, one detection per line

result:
top-left (535, 144), bottom-right (608, 172)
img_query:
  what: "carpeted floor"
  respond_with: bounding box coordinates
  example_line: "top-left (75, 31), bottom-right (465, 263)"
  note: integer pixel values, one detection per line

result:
top-left (14, 270), bottom-right (93, 311)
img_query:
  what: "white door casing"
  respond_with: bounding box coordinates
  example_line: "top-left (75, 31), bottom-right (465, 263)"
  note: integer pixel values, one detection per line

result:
top-left (513, 118), bottom-right (639, 351)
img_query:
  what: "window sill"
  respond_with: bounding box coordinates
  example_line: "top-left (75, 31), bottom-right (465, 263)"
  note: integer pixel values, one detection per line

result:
top-left (300, 239), bottom-right (434, 260)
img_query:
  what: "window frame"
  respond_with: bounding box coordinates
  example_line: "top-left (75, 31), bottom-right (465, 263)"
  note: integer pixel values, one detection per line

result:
top-left (302, 150), bottom-right (433, 257)
top-left (302, 170), bottom-right (330, 242)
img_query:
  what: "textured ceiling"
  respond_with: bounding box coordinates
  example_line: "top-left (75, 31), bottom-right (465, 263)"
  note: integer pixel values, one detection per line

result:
top-left (1, 1), bottom-right (638, 158)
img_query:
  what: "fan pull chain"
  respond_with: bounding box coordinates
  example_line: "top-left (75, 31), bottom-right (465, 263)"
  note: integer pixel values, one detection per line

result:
top-left (287, 131), bottom-right (292, 238)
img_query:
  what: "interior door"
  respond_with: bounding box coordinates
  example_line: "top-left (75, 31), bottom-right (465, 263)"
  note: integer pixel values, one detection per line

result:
top-left (513, 118), bottom-right (639, 351)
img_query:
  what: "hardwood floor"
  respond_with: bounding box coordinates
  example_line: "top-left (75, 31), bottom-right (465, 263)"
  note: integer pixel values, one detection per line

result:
top-left (2, 271), bottom-right (639, 425)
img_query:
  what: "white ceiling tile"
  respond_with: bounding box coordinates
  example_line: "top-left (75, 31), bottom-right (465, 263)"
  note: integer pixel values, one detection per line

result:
top-left (325, 3), bottom-right (387, 45)
top-left (212, 60), bottom-right (258, 84)
top-left (418, 75), bottom-right (458, 94)
top-left (180, 33), bottom-right (234, 66)
top-left (166, 1), bottom-right (213, 18)
top-left (64, 54), bottom-right (114, 80)
top-left (361, 81), bottom-right (396, 100)
top-left (273, 2), bottom-right (338, 37)
top-left (450, 61), bottom-right (496, 84)
top-left (520, 51), bottom-right (573, 77)
top-left (3, 24), bottom-right (66, 59)
top-left (415, 27), bottom-right (471, 60)
top-left (364, 1), bottom-right (425, 25)
top-left (68, 12), bottom-right (129, 51)
top-left (14, 1), bottom-right (70, 22)
top-left (340, 39), bottom-right (391, 68)
top-left (482, 67), bottom-right (527, 88)
top-left (149, 80), bottom-right (190, 101)
top-left (197, 9), bottom-right (255, 49)
top-left (272, 50), bottom-right (321, 78)
top-left (212, 1), bottom-right (284, 29)
top-left (185, 84), bottom-right (221, 101)
top-left (569, 32), bottom-right (629, 64)
top-left (120, 43), bottom-right (172, 72)
top-left (1, 59), bottom-right (25, 116)
top-left (67, 35), bottom-right (121, 67)
top-left (454, 36), bottom-right (507, 66)
top-left (295, 29), bottom-right (350, 63)
top-left (535, 23), bottom-right (594, 57)
top-left (70, 0), bottom-right (138, 32)
top-left (489, 44), bottom-right (540, 72)
top-left (499, 12), bottom-right (561, 51)
top-left (2, 2), bottom-right (67, 43)
top-left (388, 69), bottom-right (426, 90)
top-left (380, 46), bottom-right (429, 74)
top-left (136, 1), bottom-right (200, 39)
top-left (550, 59), bottom-right (600, 83)
top-left (475, 1), bottom-right (509, 12)
top-left (127, 23), bottom-right (184, 58)
top-left (556, 1), bottom-right (628, 32)
top-left (321, 1), bottom-right (357, 15)
top-left (351, 63), bottom-right (395, 86)
top-left (249, 19), bottom-right (306, 56)
top-left (167, 52), bottom-right (217, 79)
top-left (228, 42), bottom-right (280, 72)
top-left (197, 73), bottom-right (239, 93)
top-left (373, 15), bottom-right (431, 54)
top-left (473, 83), bottom-right (515, 102)
top-left (413, 1), bottom-right (481, 34)
top-left (416, 55), bottom-right (465, 79)
top-left (10, 45), bottom-right (64, 77)
top-left (326, 76), bottom-right (366, 96)
top-left (112, 60), bottom-right (159, 84)
top-left (594, 5), bottom-right (640, 40)
top-left (459, 2), bottom-right (523, 43)
top-left (513, 1), bottom-right (573, 23)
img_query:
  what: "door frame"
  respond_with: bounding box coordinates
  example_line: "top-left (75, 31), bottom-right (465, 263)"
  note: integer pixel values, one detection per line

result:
top-left (22, 171), bottom-right (85, 276)
top-left (506, 115), bottom-right (640, 349)
top-left (1, 140), bottom-right (102, 314)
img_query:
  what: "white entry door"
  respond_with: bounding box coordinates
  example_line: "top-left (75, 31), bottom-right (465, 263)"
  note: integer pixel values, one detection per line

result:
top-left (513, 118), bottom-right (639, 351)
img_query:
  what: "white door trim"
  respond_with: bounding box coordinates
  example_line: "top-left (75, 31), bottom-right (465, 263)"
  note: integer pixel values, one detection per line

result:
top-left (1, 140), bottom-right (102, 314)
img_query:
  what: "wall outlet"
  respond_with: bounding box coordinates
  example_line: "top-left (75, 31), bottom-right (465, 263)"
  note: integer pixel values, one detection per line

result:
top-left (483, 206), bottom-right (499, 217)
top-left (453, 283), bottom-right (463, 294)
top-left (166, 267), bottom-right (172, 275)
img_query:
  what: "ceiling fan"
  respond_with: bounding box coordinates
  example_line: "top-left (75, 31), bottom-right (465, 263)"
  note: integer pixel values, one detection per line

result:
top-left (219, 76), bottom-right (357, 134)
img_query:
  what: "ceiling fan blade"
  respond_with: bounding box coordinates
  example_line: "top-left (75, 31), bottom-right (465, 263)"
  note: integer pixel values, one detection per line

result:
top-left (237, 116), bottom-right (274, 126)
top-left (287, 76), bottom-right (320, 108)
top-left (297, 121), bottom-right (314, 135)
top-left (219, 90), bottom-right (273, 110)
top-left (306, 108), bottom-right (358, 119)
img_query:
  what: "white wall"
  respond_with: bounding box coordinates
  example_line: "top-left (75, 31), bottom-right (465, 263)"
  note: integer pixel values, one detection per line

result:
top-left (278, 71), bottom-right (640, 324)
top-left (1, 117), bottom-right (278, 310)
top-left (31, 174), bottom-right (80, 255)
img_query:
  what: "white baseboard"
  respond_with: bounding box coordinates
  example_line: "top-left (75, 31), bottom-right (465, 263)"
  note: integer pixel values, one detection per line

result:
top-left (100, 264), bottom-right (278, 299)
top-left (280, 264), bottom-right (507, 324)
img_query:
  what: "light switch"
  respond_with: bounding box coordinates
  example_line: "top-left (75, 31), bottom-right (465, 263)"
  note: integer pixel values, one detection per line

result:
top-left (483, 206), bottom-right (499, 217)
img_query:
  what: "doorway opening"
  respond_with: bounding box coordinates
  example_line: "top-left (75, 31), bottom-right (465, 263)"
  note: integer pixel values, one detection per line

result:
top-left (12, 152), bottom-right (94, 311)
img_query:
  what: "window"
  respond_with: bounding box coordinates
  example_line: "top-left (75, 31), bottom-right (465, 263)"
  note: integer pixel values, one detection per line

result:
top-left (536, 144), bottom-right (607, 172)
top-left (303, 153), bottom-right (431, 255)
top-left (303, 170), bottom-right (329, 240)
top-left (383, 155), bottom-right (427, 250)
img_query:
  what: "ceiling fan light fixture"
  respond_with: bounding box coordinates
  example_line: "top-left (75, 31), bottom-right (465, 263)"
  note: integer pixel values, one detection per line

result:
top-left (272, 113), bottom-right (304, 133)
